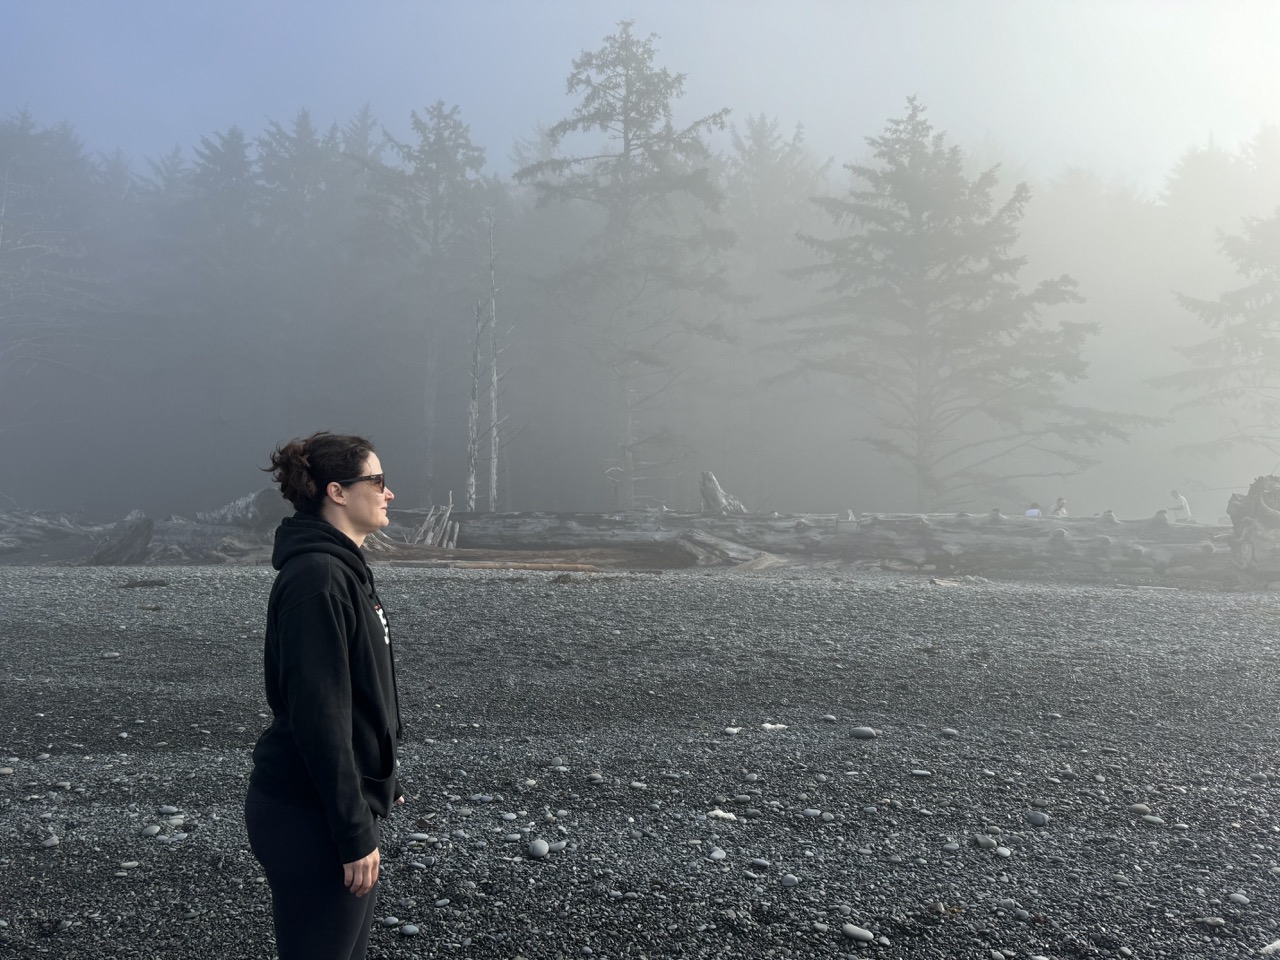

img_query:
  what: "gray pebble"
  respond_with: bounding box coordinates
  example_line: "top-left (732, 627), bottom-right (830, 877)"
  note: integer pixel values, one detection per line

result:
top-left (528, 838), bottom-right (550, 859)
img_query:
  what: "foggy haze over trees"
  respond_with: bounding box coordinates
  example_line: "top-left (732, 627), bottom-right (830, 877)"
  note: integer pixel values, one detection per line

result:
top-left (3, 18), bottom-right (1280, 521)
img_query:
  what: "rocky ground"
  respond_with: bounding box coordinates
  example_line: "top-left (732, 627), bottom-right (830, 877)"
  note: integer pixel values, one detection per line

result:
top-left (2, 563), bottom-right (1280, 959)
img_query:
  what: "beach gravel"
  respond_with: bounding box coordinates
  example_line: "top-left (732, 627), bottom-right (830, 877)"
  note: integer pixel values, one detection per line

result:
top-left (2, 564), bottom-right (1280, 957)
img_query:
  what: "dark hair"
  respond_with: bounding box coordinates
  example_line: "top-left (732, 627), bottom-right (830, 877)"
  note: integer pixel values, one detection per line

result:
top-left (265, 432), bottom-right (375, 514)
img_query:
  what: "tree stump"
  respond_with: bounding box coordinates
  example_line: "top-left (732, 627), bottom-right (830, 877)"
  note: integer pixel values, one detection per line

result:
top-left (84, 510), bottom-right (153, 565)
top-left (1229, 475), bottom-right (1280, 576)
top-left (700, 471), bottom-right (747, 515)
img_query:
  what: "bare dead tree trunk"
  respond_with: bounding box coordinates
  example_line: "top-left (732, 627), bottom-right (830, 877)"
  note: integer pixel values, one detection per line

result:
top-left (423, 323), bottom-right (439, 505)
top-left (620, 382), bottom-right (637, 510)
top-left (464, 301), bottom-right (485, 512)
top-left (486, 210), bottom-right (501, 512)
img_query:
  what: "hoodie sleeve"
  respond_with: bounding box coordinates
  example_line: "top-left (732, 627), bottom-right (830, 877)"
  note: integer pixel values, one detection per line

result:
top-left (274, 588), bottom-right (378, 863)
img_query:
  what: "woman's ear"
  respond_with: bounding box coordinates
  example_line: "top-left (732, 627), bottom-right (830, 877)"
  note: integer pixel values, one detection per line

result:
top-left (326, 481), bottom-right (346, 506)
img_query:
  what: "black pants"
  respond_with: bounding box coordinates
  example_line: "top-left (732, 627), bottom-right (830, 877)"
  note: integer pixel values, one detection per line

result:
top-left (245, 786), bottom-right (379, 960)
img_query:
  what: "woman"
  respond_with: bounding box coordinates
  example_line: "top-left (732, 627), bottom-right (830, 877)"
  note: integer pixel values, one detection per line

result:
top-left (245, 431), bottom-right (404, 960)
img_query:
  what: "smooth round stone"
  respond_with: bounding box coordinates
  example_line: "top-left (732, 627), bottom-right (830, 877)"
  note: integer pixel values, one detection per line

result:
top-left (100, 652), bottom-right (121, 659)
top-left (141, 825), bottom-right (161, 837)
top-left (586, 773), bottom-right (603, 784)
top-left (0, 768), bottom-right (13, 775)
top-left (842, 924), bottom-right (874, 941)
top-left (400, 924), bottom-right (419, 936)
top-left (120, 861), bottom-right (139, 869)
top-left (549, 756), bottom-right (567, 766)
top-left (1025, 811), bottom-right (1051, 827)
top-left (1142, 815), bottom-right (1165, 826)
top-left (528, 838), bottom-right (550, 859)
top-left (911, 769), bottom-right (932, 777)
top-left (744, 773), bottom-right (759, 783)
top-left (434, 898), bottom-right (450, 907)
top-left (942, 842), bottom-right (960, 852)
top-left (781, 874), bottom-right (799, 887)
top-left (549, 840), bottom-right (567, 853)
top-left (941, 727), bottom-right (959, 737)
top-left (749, 858), bottom-right (771, 868)
top-left (821, 714), bottom-right (837, 723)
top-left (501, 813), bottom-right (517, 821)
top-left (1128, 803), bottom-right (1152, 815)
top-left (159, 805), bottom-right (179, 815)
top-left (36, 753), bottom-right (51, 761)
top-left (1229, 893), bottom-right (1250, 905)
top-left (504, 833), bottom-right (521, 843)
top-left (381, 916), bottom-right (400, 927)
top-left (42, 835), bottom-right (60, 848)
top-left (629, 781), bottom-right (646, 789)
top-left (709, 848), bottom-right (726, 861)
top-left (802, 808), bottom-right (822, 817)
top-left (54, 781), bottom-right (71, 790)
top-left (408, 832), bottom-right (430, 842)
top-left (851, 727), bottom-right (877, 739)
top-left (995, 846), bottom-right (1012, 857)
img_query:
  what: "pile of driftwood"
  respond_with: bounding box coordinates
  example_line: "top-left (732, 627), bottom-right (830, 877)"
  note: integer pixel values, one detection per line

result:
top-left (6, 477), bottom-right (1280, 586)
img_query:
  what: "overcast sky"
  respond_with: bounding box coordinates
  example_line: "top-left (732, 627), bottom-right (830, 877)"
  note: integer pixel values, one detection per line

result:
top-left (5, 0), bottom-right (1279, 191)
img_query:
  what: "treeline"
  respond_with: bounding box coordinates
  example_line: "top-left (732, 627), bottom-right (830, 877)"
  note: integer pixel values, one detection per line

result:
top-left (3, 22), bottom-right (1279, 518)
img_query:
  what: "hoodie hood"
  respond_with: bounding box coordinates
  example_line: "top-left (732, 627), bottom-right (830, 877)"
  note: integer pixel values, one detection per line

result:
top-left (271, 513), bottom-right (369, 585)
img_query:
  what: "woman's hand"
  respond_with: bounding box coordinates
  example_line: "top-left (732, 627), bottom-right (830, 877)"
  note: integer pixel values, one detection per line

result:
top-left (343, 847), bottom-right (380, 897)
top-left (396, 794), bottom-right (406, 805)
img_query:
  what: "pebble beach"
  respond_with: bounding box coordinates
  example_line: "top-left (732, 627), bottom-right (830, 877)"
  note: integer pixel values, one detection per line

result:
top-left (3, 564), bottom-right (1280, 958)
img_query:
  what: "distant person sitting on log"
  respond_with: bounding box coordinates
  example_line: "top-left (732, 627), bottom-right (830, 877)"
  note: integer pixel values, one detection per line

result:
top-left (1051, 497), bottom-right (1068, 517)
top-left (1168, 488), bottom-right (1193, 522)
top-left (1025, 502), bottom-right (1042, 517)
top-left (246, 431), bottom-right (405, 960)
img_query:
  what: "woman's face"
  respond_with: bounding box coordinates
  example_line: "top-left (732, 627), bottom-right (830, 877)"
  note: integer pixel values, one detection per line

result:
top-left (339, 453), bottom-right (395, 538)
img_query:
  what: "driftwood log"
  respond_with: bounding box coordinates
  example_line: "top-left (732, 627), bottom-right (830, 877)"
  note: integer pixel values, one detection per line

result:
top-left (432, 507), bottom-right (1241, 582)
top-left (0, 487), bottom-right (1262, 583)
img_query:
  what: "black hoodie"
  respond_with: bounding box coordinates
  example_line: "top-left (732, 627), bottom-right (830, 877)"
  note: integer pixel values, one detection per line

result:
top-left (249, 514), bottom-right (402, 863)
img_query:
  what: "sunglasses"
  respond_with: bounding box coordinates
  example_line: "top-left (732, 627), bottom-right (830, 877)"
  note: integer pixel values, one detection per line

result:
top-left (334, 473), bottom-right (386, 492)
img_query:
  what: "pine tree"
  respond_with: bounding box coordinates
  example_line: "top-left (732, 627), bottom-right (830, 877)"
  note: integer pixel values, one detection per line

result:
top-left (782, 98), bottom-right (1126, 510)
top-left (516, 20), bottom-right (730, 509)
top-left (1155, 207), bottom-right (1280, 455)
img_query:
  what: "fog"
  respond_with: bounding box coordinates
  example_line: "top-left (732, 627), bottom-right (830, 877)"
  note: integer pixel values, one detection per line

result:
top-left (3, 0), bottom-right (1279, 521)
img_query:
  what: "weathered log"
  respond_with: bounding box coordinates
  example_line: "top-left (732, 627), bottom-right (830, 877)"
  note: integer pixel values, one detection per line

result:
top-left (83, 510), bottom-right (153, 565)
top-left (196, 488), bottom-right (291, 532)
top-left (430, 507), bottom-right (1240, 581)
top-left (674, 530), bottom-right (774, 567)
